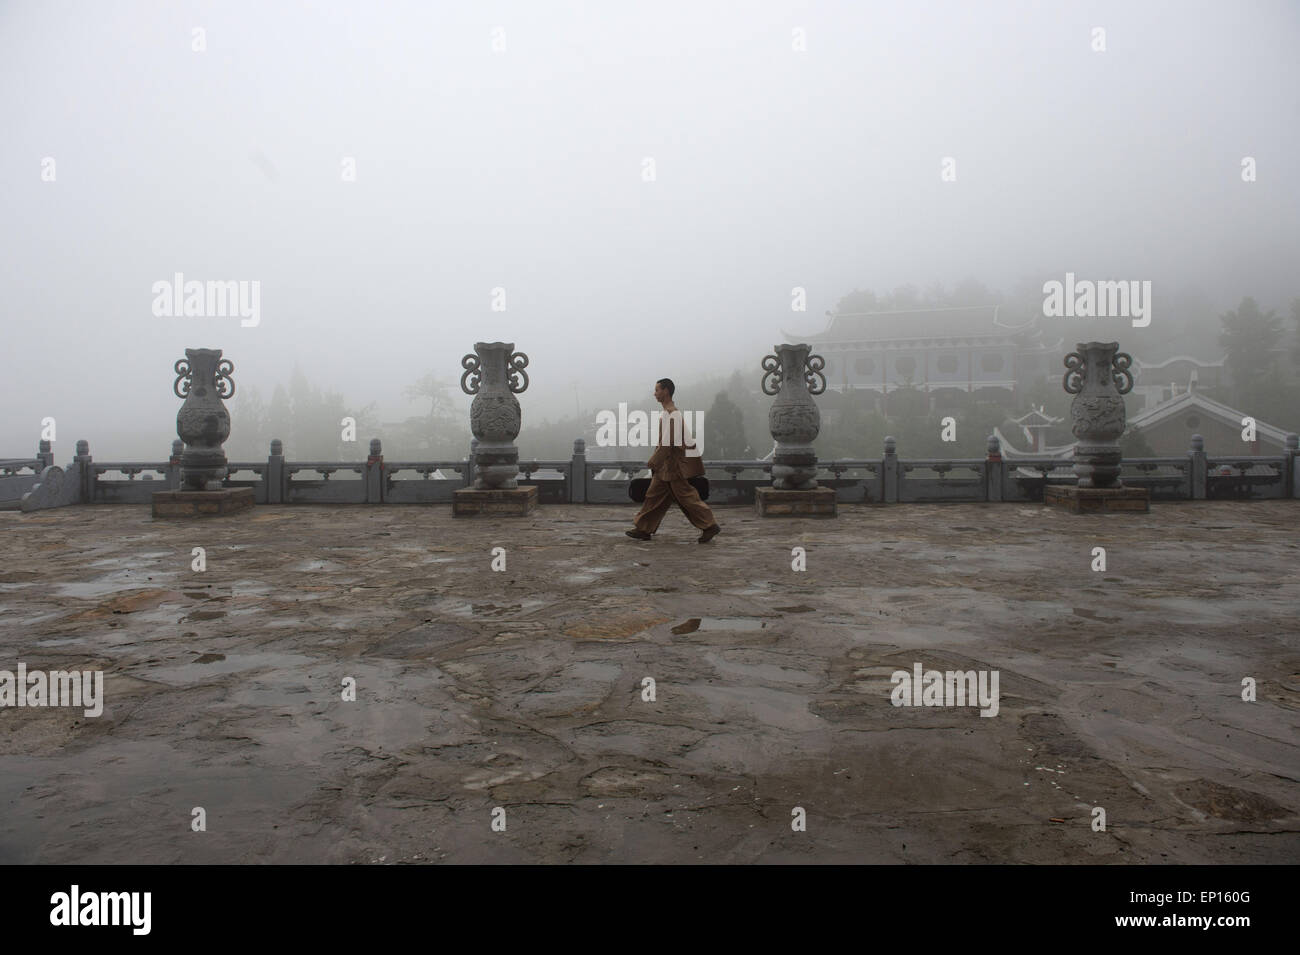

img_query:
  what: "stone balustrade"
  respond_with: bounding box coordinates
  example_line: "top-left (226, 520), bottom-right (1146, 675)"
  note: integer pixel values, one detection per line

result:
top-left (0, 439), bottom-right (54, 509)
top-left (9, 432), bottom-right (1297, 511)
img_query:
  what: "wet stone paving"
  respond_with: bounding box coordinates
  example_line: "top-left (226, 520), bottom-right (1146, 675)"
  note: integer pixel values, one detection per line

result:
top-left (0, 502), bottom-right (1297, 863)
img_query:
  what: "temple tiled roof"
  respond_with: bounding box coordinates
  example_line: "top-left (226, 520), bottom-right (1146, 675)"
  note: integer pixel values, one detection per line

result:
top-left (992, 426), bottom-right (1074, 460)
top-left (1010, 405), bottom-right (1063, 426)
top-left (1128, 390), bottom-right (1290, 442)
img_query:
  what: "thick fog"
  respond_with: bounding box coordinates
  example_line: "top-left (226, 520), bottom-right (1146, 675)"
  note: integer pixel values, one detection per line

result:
top-left (3, 0), bottom-right (1298, 460)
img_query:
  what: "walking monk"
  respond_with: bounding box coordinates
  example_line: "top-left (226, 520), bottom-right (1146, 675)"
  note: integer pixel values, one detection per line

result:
top-left (626, 378), bottom-right (722, 543)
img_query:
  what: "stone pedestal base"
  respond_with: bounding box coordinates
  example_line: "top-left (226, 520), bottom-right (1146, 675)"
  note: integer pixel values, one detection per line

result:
top-left (152, 487), bottom-right (255, 518)
top-left (755, 486), bottom-right (837, 517)
top-left (1044, 485), bottom-right (1150, 513)
top-left (454, 485), bottom-right (538, 517)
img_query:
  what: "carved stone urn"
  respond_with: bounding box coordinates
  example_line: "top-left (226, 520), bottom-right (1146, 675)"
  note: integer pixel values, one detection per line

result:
top-left (1063, 341), bottom-right (1133, 488)
top-left (173, 348), bottom-right (235, 490)
top-left (460, 341), bottom-right (529, 489)
top-left (761, 342), bottom-right (826, 490)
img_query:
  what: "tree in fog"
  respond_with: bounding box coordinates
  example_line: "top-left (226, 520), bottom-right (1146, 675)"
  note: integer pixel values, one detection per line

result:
top-left (1291, 298), bottom-right (1300, 367)
top-left (384, 373), bottom-right (468, 458)
top-left (705, 391), bottom-right (748, 458)
top-left (228, 368), bottom-right (379, 459)
top-left (1119, 423), bottom-right (1156, 457)
top-left (1218, 297), bottom-right (1284, 400)
top-left (1218, 296), bottom-right (1300, 428)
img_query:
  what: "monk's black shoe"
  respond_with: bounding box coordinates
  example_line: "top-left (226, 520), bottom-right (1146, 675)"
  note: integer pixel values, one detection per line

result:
top-left (625, 529), bottom-right (652, 540)
top-left (697, 524), bottom-right (721, 543)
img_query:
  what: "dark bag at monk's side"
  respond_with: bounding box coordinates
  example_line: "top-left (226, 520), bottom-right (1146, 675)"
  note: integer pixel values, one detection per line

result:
top-left (629, 476), bottom-right (709, 502)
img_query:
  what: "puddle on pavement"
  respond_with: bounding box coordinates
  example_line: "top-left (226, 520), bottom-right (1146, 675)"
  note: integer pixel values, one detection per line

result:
top-left (87, 553), bottom-right (168, 568)
top-left (367, 621), bottom-right (474, 657)
top-left (672, 617), bottom-right (768, 634)
top-left (559, 565), bottom-right (616, 585)
top-left (11, 612), bottom-right (63, 627)
top-left (443, 599), bottom-right (548, 619)
top-left (54, 572), bottom-right (179, 598)
top-left (225, 683), bottom-right (317, 707)
top-left (291, 560), bottom-right (345, 572)
top-left (687, 682), bottom-right (823, 732)
top-left (126, 606), bottom-right (191, 628)
top-left (35, 636), bottom-right (85, 647)
top-left (140, 652), bottom-right (316, 685)
top-left (184, 610), bottom-right (227, 621)
top-left (230, 580), bottom-right (274, 596)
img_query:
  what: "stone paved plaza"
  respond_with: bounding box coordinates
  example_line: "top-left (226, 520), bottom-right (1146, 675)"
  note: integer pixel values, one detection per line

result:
top-left (1, 502), bottom-right (1297, 864)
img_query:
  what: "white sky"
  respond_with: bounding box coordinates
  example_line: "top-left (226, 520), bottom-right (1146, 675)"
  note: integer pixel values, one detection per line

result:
top-left (3, 0), bottom-right (1298, 457)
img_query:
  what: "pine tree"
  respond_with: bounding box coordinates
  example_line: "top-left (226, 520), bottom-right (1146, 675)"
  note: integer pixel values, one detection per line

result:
top-left (1218, 297), bottom-right (1284, 404)
top-left (706, 391), bottom-right (747, 459)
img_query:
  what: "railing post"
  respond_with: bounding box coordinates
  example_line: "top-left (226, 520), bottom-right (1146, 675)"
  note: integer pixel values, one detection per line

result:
top-left (366, 438), bottom-right (384, 504)
top-left (1286, 433), bottom-right (1298, 499)
top-left (570, 437), bottom-right (586, 503)
top-left (38, 439), bottom-right (53, 469)
top-left (1189, 433), bottom-right (1206, 500)
top-left (166, 439), bottom-right (183, 490)
top-left (74, 439), bottom-right (93, 504)
top-left (267, 438), bottom-right (284, 504)
top-left (883, 435), bottom-right (899, 504)
top-left (986, 434), bottom-right (1003, 502)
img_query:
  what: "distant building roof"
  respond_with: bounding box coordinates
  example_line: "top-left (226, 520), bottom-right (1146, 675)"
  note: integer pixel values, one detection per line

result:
top-left (992, 426), bottom-right (1074, 461)
top-left (1127, 389), bottom-right (1291, 443)
top-left (785, 305), bottom-right (1042, 345)
top-left (1010, 405), bottom-right (1063, 426)
top-left (994, 389), bottom-right (1294, 461)
top-left (1135, 354), bottom-right (1227, 371)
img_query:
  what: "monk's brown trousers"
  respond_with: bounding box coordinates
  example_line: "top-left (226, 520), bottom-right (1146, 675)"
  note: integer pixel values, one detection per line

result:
top-left (633, 476), bottom-right (716, 534)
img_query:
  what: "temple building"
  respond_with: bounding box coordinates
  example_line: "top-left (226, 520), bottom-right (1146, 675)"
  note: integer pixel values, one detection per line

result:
top-left (1117, 388), bottom-right (1289, 455)
top-left (1127, 354), bottom-right (1227, 412)
top-left (786, 306), bottom-right (1231, 410)
top-left (781, 302), bottom-right (1279, 458)
top-left (1008, 405), bottom-right (1063, 452)
top-left (783, 305), bottom-right (1061, 409)
top-left (995, 385), bottom-right (1292, 459)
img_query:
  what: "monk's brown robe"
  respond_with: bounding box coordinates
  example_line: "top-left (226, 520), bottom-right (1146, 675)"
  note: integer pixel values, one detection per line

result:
top-left (632, 411), bottom-right (716, 533)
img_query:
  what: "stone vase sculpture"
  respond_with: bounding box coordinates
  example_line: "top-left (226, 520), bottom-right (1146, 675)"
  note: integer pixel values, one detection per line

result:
top-left (761, 343), bottom-right (826, 490)
top-left (1063, 341), bottom-right (1133, 488)
top-left (460, 342), bottom-right (529, 489)
top-left (173, 348), bottom-right (235, 490)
